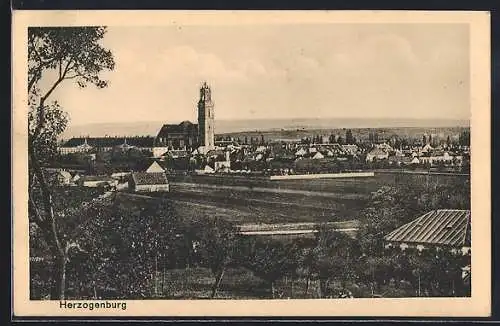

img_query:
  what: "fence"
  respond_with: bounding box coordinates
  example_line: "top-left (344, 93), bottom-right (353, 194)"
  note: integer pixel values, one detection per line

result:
top-left (269, 172), bottom-right (375, 181)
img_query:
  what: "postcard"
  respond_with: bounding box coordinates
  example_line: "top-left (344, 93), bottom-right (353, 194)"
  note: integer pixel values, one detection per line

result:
top-left (12, 10), bottom-right (491, 317)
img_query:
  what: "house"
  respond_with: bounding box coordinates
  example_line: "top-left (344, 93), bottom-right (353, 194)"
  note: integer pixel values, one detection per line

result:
top-left (145, 161), bottom-right (166, 173)
top-left (295, 147), bottom-right (308, 157)
top-left (419, 151), bottom-right (462, 167)
top-left (48, 169), bottom-right (72, 185)
top-left (72, 173), bottom-right (81, 184)
top-left (421, 143), bottom-right (434, 153)
top-left (255, 146), bottom-right (267, 153)
top-left (410, 157), bottom-right (420, 165)
top-left (375, 143), bottom-right (393, 152)
top-left (342, 144), bottom-right (360, 156)
top-left (366, 148), bottom-right (389, 162)
top-left (215, 160), bottom-right (231, 172)
top-left (196, 165), bottom-right (215, 174)
top-left (129, 172), bottom-right (170, 193)
top-left (384, 209), bottom-right (471, 255)
top-left (311, 151), bottom-right (325, 160)
top-left (78, 176), bottom-right (118, 188)
top-left (214, 151), bottom-right (231, 172)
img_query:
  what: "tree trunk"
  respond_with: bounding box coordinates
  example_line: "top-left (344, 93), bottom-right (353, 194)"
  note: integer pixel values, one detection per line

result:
top-left (51, 254), bottom-right (67, 300)
top-left (318, 279), bottom-right (327, 298)
top-left (29, 142), bottom-right (66, 300)
top-left (210, 268), bottom-right (225, 299)
top-left (319, 278), bottom-right (331, 298)
top-left (304, 272), bottom-right (311, 296)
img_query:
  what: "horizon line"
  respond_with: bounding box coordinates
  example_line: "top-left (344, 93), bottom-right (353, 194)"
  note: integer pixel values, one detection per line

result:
top-left (67, 116), bottom-right (471, 127)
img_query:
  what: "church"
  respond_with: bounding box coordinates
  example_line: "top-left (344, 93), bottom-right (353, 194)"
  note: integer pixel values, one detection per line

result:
top-left (153, 82), bottom-right (215, 157)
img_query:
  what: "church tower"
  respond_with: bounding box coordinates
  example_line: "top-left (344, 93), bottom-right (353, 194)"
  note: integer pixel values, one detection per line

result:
top-left (198, 82), bottom-right (215, 150)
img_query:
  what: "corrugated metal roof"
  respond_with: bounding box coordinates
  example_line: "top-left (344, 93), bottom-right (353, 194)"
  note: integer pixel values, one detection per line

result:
top-left (384, 209), bottom-right (471, 247)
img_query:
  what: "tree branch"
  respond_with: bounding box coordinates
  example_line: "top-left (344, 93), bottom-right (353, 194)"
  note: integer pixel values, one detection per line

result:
top-left (29, 195), bottom-right (45, 226)
top-left (31, 77), bottom-right (65, 143)
top-left (28, 140), bottom-right (64, 258)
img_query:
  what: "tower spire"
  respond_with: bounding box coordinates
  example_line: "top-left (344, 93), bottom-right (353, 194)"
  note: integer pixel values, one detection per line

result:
top-left (197, 81), bottom-right (215, 150)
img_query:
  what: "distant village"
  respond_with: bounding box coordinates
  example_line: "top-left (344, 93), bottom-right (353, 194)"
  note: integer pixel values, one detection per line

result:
top-left (49, 82), bottom-right (471, 194)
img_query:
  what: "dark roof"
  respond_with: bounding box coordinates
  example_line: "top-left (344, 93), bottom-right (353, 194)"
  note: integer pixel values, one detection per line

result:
top-left (272, 149), bottom-right (296, 161)
top-left (384, 209), bottom-right (471, 247)
top-left (131, 172), bottom-right (169, 185)
top-left (206, 149), bottom-right (225, 157)
top-left (134, 159), bottom-right (161, 172)
top-left (62, 137), bottom-right (154, 148)
top-left (157, 121), bottom-right (198, 137)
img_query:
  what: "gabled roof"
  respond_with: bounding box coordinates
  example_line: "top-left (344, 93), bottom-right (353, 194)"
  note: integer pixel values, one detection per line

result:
top-left (131, 172), bottom-right (169, 185)
top-left (58, 170), bottom-right (72, 179)
top-left (342, 144), bottom-right (359, 155)
top-left (146, 161), bottom-right (166, 173)
top-left (157, 121), bottom-right (198, 137)
top-left (206, 149), bottom-right (225, 157)
top-left (384, 209), bottom-right (471, 247)
top-left (368, 148), bottom-right (388, 156)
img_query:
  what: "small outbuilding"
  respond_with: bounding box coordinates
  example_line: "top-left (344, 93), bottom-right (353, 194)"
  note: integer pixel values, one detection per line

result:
top-left (129, 172), bottom-right (170, 193)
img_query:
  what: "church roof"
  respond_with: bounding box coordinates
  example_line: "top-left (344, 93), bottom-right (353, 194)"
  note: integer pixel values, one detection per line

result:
top-left (157, 121), bottom-right (199, 137)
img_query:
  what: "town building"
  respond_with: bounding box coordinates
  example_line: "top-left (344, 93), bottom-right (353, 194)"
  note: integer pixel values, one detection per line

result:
top-left (129, 172), bottom-right (170, 192)
top-left (365, 148), bottom-right (390, 162)
top-left (46, 169), bottom-right (73, 185)
top-left (58, 137), bottom-right (155, 154)
top-left (153, 82), bottom-right (215, 157)
top-left (383, 209), bottom-right (471, 255)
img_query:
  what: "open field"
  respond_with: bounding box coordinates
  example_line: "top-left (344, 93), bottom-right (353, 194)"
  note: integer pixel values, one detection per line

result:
top-left (169, 171), bottom-right (469, 195)
top-left (117, 171), bottom-right (469, 224)
top-left (118, 190), bottom-right (363, 224)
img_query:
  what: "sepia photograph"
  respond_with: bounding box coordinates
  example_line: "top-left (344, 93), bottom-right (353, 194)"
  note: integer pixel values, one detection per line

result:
top-left (12, 10), bottom-right (491, 317)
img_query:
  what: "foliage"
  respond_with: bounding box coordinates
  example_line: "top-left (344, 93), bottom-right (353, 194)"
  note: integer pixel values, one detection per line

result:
top-left (308, 225), bottom-right (361, 297)
top-left (189, 217), bottom-right (238, 298)
top-left (33, 196), bottom-right (181, 299)
top-left (28, 26), bottom-right (115, 299)
top-left (243, 238), bottom-right (299, 298)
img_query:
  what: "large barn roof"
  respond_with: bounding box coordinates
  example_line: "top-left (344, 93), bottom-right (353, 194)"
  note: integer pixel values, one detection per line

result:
top-left (384, 209), bottom-right (471, 247)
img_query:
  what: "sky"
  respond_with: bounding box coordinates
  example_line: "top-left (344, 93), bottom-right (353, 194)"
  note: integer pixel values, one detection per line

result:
top-left (42, 23), bottom-right (470, 126)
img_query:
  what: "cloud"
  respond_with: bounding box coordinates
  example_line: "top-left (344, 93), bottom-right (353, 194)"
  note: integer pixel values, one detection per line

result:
top-left (45, 25), bottom-right (470, 127)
